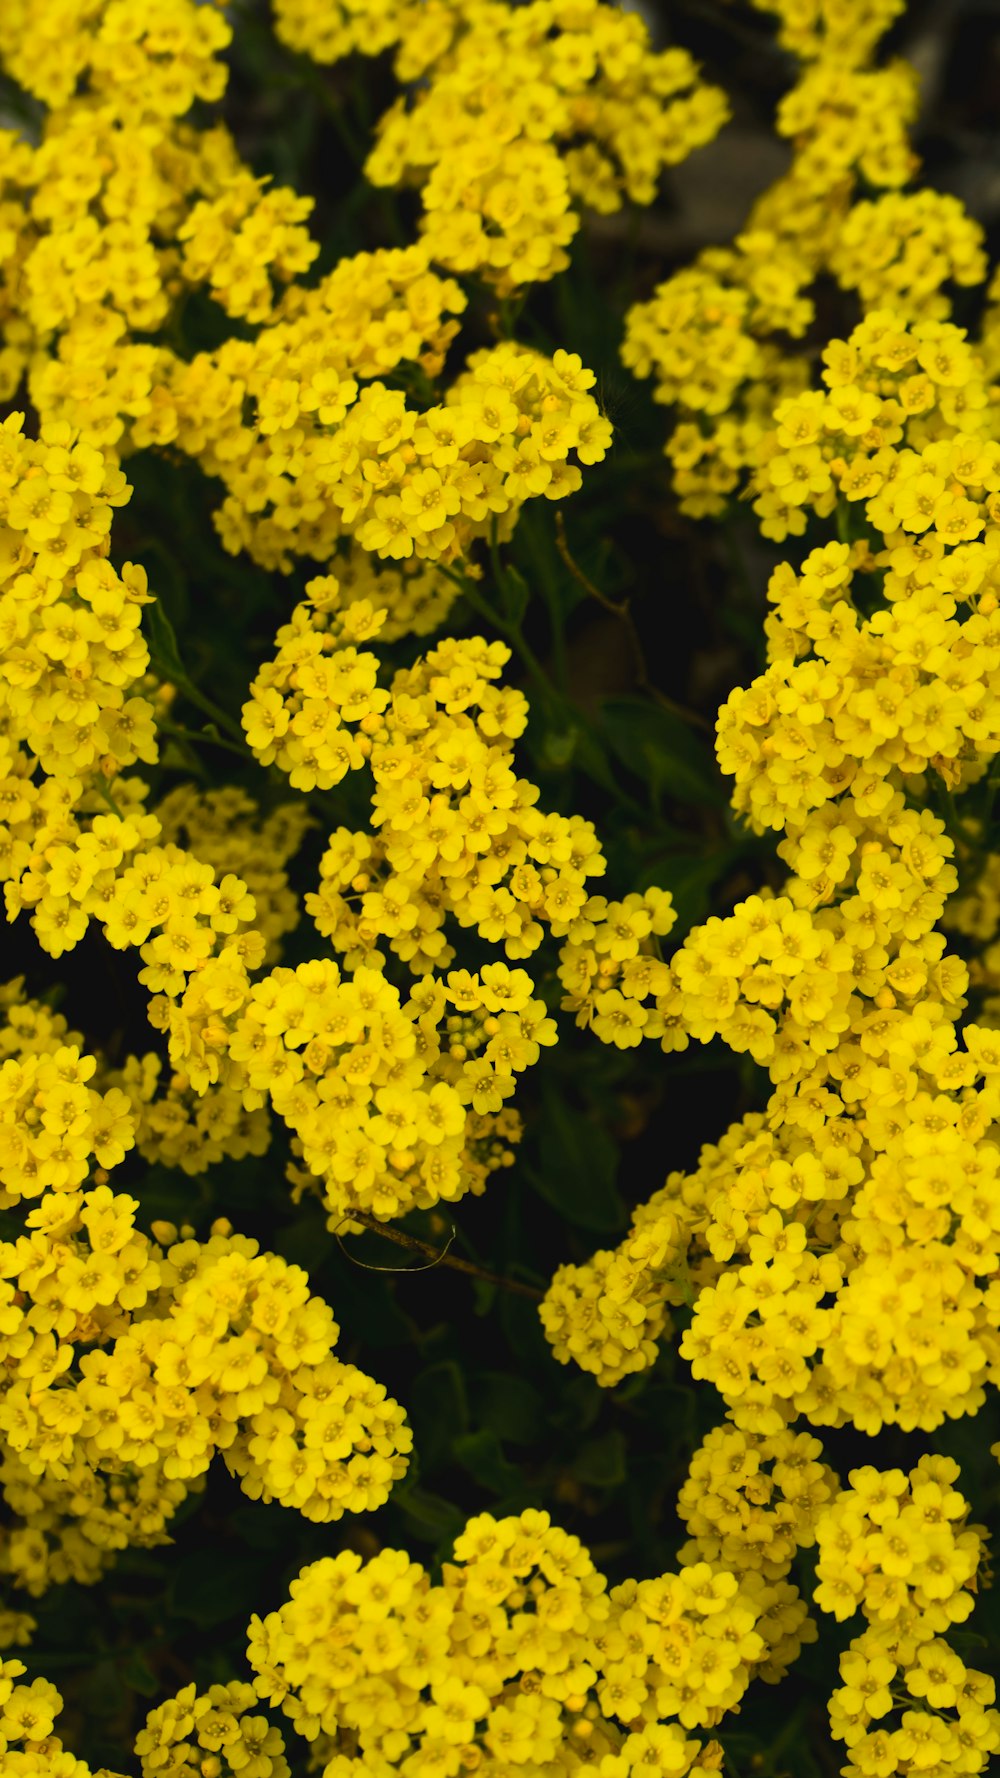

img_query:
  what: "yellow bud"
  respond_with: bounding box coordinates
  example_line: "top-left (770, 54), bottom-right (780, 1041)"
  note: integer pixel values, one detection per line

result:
top-left (210, 1217), bottom-right (234, 1238)
top-left (150, 1220), bottom-right (178, 1246)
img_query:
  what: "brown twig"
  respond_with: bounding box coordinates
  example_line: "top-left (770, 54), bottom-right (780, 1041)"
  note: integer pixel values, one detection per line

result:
top-left (554, 513), bottom-right (713, 733)
top-left (334, 1210), bottom-right (544, 1300)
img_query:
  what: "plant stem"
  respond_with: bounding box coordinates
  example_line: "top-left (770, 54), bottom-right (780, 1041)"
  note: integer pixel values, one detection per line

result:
top-left (554, 514), bottom-right (712, 733)
top-left (441, 561), bottom-right (556, 708)
top-left (335, 1210), bottom-right (544, 1300)
top-left (96, 780), bottom-right (124, 818)
top-left (180, 680), bottom-right (245, 742)
top-left (159, 718), bottom-right (250, 762)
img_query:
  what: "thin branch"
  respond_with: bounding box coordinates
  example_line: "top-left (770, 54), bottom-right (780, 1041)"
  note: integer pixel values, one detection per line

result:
top-left (96, 779), bottom-right (124, 818)
top-left (554, 514), bottom-right (713, 733)
top-left (440, 559), bottom-right (556, 709)
top-left (158, 717), bottom-right (251, 762)
top-left (334, 1210), bottom-right (544, 1300)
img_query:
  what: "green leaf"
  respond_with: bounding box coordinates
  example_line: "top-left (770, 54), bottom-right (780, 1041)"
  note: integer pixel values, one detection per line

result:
top-left (497, 1285), bottom-right (550, 1366)
top-left (529, 1083), bottom-right (625, 1233)
top-left (571, 1429), bottom-right (626, 1489)
top-left (410, 1360), bottom-right (470, 1472)
top-left (393, 1485), bottom-right (466, 1545)
top-left (146, 596), bottom-right (187, 683)
top-left (537, 725), bottom-right (579, 770)
top-left (600, 694), bottom-right (725, 807)
top-left (76, 1656), bottom-right (127, 1720)
top-left (452, 1428), bottom-right (524, 1497)
top-left (652, 849), bottom-right (734, 939)
top-left (501, 565), bottom-right (531, 627)
top-left (476, 1371), bottom-right (545, 1444)
top-left (120, 1647), bottom-right (161, 1697)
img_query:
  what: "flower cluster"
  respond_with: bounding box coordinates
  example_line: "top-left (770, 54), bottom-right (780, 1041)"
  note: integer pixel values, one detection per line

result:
top-left (545, 312), bottom-right (1000, 1461)
top-left (0, 0), bottom-right (997, 1771)
top-left (619, 0), bottom-right (997, 519)
top-left (159, 313), bottom-right (613, 573)
top-left (816, 1459), bottom-right (999, 1778)
top-left (103, 608), bottom-right (671, 1228)
top-left (363, 0), bottom-right (728, 291)
top-left (0, 984), bottom-right (410, 1604)
top-left (677, 1424), bottom-right (838, 1583)
top-left (0, 1657), bottom-right (86, 1771)
top-left (246, 1507), bottom-right (786, 1773)
top-left (135, 1680), bottom-right (289, 1778)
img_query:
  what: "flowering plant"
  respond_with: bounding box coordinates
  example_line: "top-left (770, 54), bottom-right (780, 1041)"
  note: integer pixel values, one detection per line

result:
top-left (0, 2), bottom-right (997, 1774)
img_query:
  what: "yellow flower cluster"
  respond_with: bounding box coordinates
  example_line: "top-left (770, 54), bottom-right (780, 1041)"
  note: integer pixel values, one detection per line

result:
top-left (246, 1507), bottom-right (797, 1774)
top-left (815, 1460), bottom-right (999, 1778)
top-left (830, 1625), bottom-right (998, 1778)
top-left (814, 1457), bottom-right (982, 1629)
top-left (276, 0), bottom-right (727, 292)
top-left (0, 1663), bottom-right (291, 1778)
top-left (0, 0), bottom-right (229, 115)
top-left (547, 304), bottom-right (1000, 1463)
top-left (750, 312), bottom-right (999, 543)
top-left (158, 308), bottom-right (613, 573)
top-left (0, 414), bottom-right (149, 783)
top-left (0, 987), bottom-right (410, 1601)
top-left (0, 1658), bottom-right (78, 1771)
top-left (677, 1424), bottom-right (838, 1583)
top-left (0, 1191), bottom-right (411, 1592)
top-left (619, 0), bottom-right (997, 519)
top-left (0, 0), bottom-right (321, 434)
top-left (135, 1680), bottom-right (289, 1778)
top-left (363, 0), bottom-right (728, 291)
top-left (78, 605), bottom-right (669, 1228)
top-left (270, 0), bottom-right (436, 70)
top-left (827, 191), bottom-right (987, 322)
top-left (541, 1172), bottom-right (709, 1386)
top-left (744, 0), bottom-right (907, 64)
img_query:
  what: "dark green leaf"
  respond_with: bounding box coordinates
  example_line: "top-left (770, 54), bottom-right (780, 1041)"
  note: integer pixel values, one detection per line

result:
top-left (410, 1361), bottom-right (470, 1472)
top-left (119, 1648), bottom-right (160, 1697)
top-left (146, 597), bottom-right (187, 682)
top-left (476, 1371), bottom-right (544, 1444)
top-left (393, 1486), bottom-right (466, 1544)
top-left (452, 1428), bottom-right (524, 1496)
top-left (600, 694), bottom-right (725, 807)
top-left (571, 1430), bottom-right (626, 1488)
top-left (501, 565), bottom-right (531, 627)
top-left (530, 1084), bottom-right (625, 1233)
